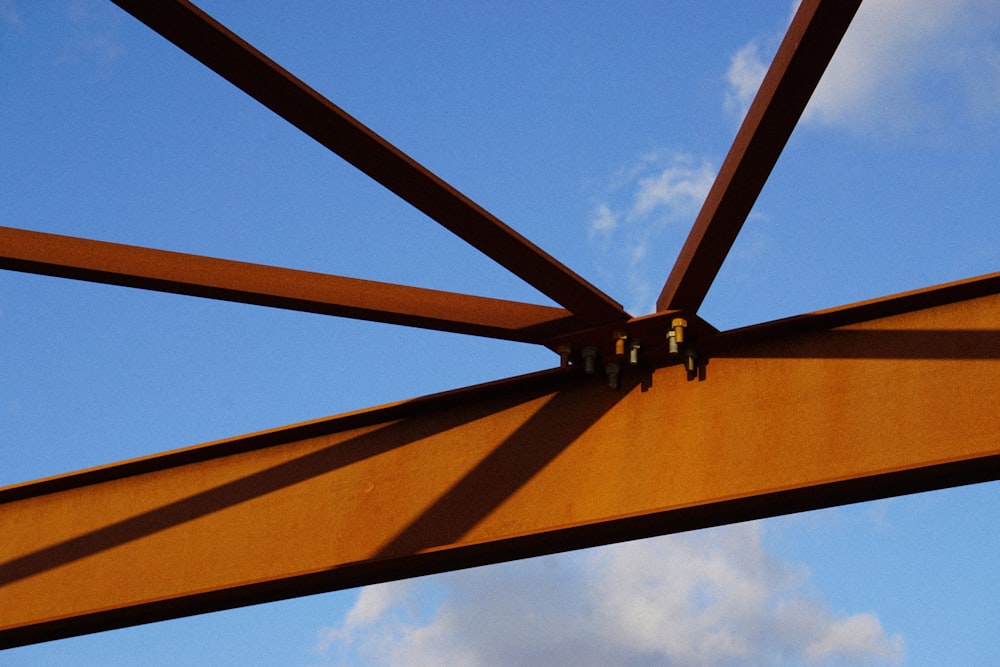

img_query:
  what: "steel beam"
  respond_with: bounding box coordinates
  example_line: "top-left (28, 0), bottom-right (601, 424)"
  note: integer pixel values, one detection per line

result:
top-left (702, 271), bottom-right (1000, 353)
top-left (108, 0), bottom-right (628, 326)
top-left (4, 285), bottom-right (999, 648)
top-left (656, 0), bottom-right (861, 312)
top-left (0, 226), bottom-right (583, 342)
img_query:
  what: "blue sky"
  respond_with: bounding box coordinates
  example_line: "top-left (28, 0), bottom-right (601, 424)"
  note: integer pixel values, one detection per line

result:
top-left (2, 1), bottom-right (999, 664)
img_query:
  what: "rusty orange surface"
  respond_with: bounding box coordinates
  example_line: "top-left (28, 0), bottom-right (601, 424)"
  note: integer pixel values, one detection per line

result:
top-left (3, 291), bottom-right (999, 647)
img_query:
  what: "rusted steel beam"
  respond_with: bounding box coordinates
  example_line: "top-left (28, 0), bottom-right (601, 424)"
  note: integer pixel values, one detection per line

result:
top-left (4, 286), bottom-right (999, 648)
top-left (108, 0), bottom-right (628, 327)
top-left (0, 226), bottom-right (584, 342)
top-left (656, 0), bottom-right (861, 312)
top-left (702, 271), bottom-right (1000, 354)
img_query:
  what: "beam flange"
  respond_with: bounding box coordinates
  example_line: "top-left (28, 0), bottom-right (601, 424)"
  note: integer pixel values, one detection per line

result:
top-left (0, 226), bottom-right (584, 342)
top-left (108, 0), bottom-right (628, 326)
top-left (702, 271), bottom-right (1000, 353)
top-left (4, 288), bottom-right (999, 648)
top-left (656, 0), bottom-right (861, 312)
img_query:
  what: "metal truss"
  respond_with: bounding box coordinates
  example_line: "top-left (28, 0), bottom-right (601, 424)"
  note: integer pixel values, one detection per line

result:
top-left (4, 0), bottom-right (999, 648)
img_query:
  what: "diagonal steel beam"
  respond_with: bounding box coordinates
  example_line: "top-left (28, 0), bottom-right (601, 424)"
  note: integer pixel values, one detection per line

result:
top-left (0, 226), bottom-right (584, 342)
top-left (4, 281), bottom-right (999, 648)
top-left (656, 0), bottom-right (861, 313)
top-left (108, 0), bottom-right (628, 327)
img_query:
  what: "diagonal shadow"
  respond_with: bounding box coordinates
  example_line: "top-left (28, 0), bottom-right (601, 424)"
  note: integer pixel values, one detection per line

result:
top-left (0, 377), bottom-right (569, 588)
top-left (374, 375), bottom-right (633, 558)
top-left (707, 329), bottom-right (1000, 360)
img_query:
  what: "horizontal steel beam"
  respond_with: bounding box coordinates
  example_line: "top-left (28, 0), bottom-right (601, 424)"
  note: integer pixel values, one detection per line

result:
top-left (3, 283), bottom-right (999, 647)
top-left (109, 0), bottom-right (629, 326)
top-left (703, 271), bottom-right (1000, 353)
top-left (0, 226), bottom-right (584, 342)
top-left (657, 0), bottom-right (860, 312)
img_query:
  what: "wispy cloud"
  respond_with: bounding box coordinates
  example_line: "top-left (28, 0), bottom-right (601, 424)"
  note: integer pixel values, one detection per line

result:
top-left (724, 0), bottom-right (1000, 134)
top-left (587, 151), bottom-right (716, 314)
top-left (315, 523), bottom-right (903, 666)
top-left (725, 41), bottom-right (769, 118)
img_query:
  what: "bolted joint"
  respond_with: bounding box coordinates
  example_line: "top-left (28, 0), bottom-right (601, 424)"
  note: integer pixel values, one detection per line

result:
top-left (628, 339), bottom-right (641, 365)
top-left (613, 330), bottom-right (628, 356)
top-left (684, 347), bottom-right (698, 380)
top-left (581, 346), bottom-right (598, 375)
top-left (671, 317), bottom-right (688, 345)
top-left (605, 362), bottom-right (621, 389)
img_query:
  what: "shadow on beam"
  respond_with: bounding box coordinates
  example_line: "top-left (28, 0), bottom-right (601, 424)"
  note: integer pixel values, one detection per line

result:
top-left (374, 379), bottom-right (630, 557)
top-left (706, 329), bottom-right (1000, 360)
top-left (1, 369), bottom-right (632, 648)
top-left (5, 288), bottom-right (1000, 648)
top-left (0, 372), bottom-right (591, 590)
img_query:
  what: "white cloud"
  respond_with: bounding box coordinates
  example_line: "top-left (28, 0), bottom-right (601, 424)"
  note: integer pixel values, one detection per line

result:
top-left (804, 612), bottom-right (904, 665)
top-left (724, 0), bottom-right (1000, 134)
top-left (806, 0), bottom-right (963, 131)
top-left (588, 203), bottom-right (618, 238)
top-left (630, 156), bottom-right (716, 221)
top-left (315, 523), bottom-right (903, 667)
top-left (725, 42), bottom-right (769, 118)
top-left (345, 583), bottom-right (411, 630)
top-left (587, 152), bottom-right (716, 314)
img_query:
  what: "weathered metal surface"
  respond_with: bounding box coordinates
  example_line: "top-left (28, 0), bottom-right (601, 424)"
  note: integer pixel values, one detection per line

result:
top-left (702, 271), bottom-right (1000, 353)
top-left (656, 0), bottom-right (861, 312)
top-left (4, 288), bottom-right (998, 648)
top-left (107, 0), bottom-right (628, 326)
top-left (0, 226), bottom-right (584, 342)
top-left (5, 0), bottom-right (994, 654)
